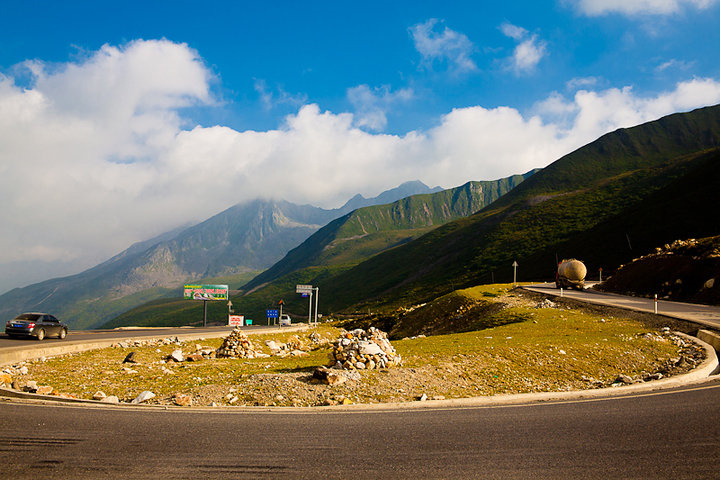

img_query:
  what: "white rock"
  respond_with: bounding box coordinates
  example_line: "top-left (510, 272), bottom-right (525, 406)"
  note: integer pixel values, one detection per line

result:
top-left (131, 391), bottom-right (155, 404)
top-left (358, 342), bottom-right (383, 356)
top-left (92, 391), bottom-right (107, 400)
top-left (170, 349), bottom-right (185, 362)
top-left (101, 395), bottom-right (120, 404)
top-left (19, 366), bottom-right (28, 375)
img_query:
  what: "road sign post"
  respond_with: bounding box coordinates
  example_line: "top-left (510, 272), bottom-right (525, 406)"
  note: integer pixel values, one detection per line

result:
top-left (314, 287), bottom-right (319, 326)
top-left (512, 261), bottom-right (519, 286)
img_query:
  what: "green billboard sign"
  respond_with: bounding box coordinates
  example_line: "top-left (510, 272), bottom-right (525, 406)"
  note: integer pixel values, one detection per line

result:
top-left (183, 284), bottom-right (229, 301)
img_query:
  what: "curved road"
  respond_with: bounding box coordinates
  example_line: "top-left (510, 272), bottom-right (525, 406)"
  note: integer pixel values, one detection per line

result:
top-left (1, 379), bottom-right (719, 479)
top-left (0, 325), bottom-right (276, 350)
top-left (524, 283), bottom-right (720, 329)
top-left (1, 295), bottom-right (719, 478)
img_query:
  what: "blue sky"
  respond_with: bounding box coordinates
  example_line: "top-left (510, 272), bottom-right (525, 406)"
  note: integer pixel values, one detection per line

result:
top-left (4, 1), bottom-right (719, 133)
top-left (1, 0), bottom-right (719, 289)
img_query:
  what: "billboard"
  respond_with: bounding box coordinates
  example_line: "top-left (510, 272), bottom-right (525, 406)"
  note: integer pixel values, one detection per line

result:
top-left (228, 315), bottom-right (244, 327)
top-left (183, 284), bottom-right (229, 301)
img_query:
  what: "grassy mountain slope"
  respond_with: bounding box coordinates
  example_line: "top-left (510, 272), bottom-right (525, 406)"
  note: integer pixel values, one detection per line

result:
top-left (314, 105), bottom-right (720, 312)
top-left (0, 181), bottom-right (441, 329)
top-left (103, 104), bottom-right (720, 327)
top-left (102, 174), bottom-right (535, 328)
top-left (245, 174), bottom-right (535, 291)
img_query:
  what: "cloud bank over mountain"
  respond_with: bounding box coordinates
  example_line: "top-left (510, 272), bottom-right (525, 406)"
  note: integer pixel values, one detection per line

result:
top-left (1, 38), bottom-right (719, 275)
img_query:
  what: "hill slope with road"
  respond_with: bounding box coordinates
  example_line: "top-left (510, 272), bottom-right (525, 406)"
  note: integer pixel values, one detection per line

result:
top-left (314, 104), bottom-right (720, 313)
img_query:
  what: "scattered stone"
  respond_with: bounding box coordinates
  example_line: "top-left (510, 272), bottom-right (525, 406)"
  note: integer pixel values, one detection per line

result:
top-left (173, 393), bottom-right (193, 406)
top-left (122, 367), bottom-right (138, 374)
top-left (536, 299), bottom-right (557, 309)
top-left (36, 385), bottom-right (53, 395)
top-left (123, 352), bottom-right (139, 364)
top-left (22, 381), bottom-right (38, 393)
top-left (0, 372), bottom-right (11, 385)
top-left (418, 393), bottom-right (428, 402)
top-left (19, 366), bottom-right (28, 375)
top-left (614, 374), bottom-right (633, 385)
top-left (93, 391), bottom-right (107, 400)
top-left (170, 349), bottom-right (185, 362)
top-left (312, 367), bottom-right (348, 386)
top-left (185, 354), bottom-right (204, 362)
top-left (131, 391), bottom-right (155, 404)
top-left (101, 395), bottom-right (120, 404)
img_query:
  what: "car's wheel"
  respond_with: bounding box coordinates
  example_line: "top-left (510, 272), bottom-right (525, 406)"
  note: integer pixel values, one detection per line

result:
top-left (58, 328), bottom-right (67, 339)
top-left (36, 328), bottom-right (45, 341)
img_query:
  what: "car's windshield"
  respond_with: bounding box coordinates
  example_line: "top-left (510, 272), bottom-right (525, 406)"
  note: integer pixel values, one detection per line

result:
top-left (14, 313), bottom-right (41, 321)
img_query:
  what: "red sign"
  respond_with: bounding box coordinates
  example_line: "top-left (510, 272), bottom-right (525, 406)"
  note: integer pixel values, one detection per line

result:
top-left (228, 315), bottom-right (244, 327)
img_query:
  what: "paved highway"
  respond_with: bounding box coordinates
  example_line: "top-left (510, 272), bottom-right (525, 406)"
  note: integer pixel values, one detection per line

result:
top-left (524, 283), bottom-right (720, 329)
top-left (0, 325), bottom-right (280, 350)
top-left (1, 378), bottom-right (719, 479)
top-left (1, 293), bottom-right (719, 478)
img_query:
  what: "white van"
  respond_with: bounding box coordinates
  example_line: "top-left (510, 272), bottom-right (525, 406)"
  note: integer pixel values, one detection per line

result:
top-left (279, 314), bottom-right (291, 326)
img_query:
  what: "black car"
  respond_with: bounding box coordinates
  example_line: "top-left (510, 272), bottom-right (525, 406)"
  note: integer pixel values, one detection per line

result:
top-left (5, 312), bottom-right (68, 340)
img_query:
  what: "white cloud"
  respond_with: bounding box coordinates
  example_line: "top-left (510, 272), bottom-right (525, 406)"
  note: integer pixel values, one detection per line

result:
top-left (569, 0), bottom-right (718, 16)
top-left (347, 84), bottom-right (413, 131)
top-left (254, 79), bottom-right (307, 110)
top-left (499, 23), bottom-right (527, 41)
top-left (1, 40), bottom-right (720, 276)
top-left (500, 23), bottom-right (547, 75)
top-left (656, 59), bottom-right (694, 72)
top-left (409, 19), bottom-right (477, 73)
top-left (566, 76), bottom-right (600, 90)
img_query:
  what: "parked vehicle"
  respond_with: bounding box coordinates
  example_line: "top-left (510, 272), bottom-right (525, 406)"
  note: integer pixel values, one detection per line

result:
top-left (556, 259), bottom-right (587, 290)
top-left (279, 314), bottom-right (292, 326)
top-left (5, 313), bottom-right (68, 340)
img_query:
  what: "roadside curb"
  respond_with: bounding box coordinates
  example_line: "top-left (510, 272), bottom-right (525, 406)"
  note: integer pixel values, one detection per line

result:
top-left (1, 330), bottom-right (716, 411)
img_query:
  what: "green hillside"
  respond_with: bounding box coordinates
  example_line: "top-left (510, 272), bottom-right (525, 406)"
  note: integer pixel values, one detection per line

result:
top-left (314, 105), bottom-right (720, 312)
top-left (103, 104), bottom-right (720, 327)
top-left (102, 175), bottom-right (535, 327)
top-left (245, 174), bottom-right (535, 291)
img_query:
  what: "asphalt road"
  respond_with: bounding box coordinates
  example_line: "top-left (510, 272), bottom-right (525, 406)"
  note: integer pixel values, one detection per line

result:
top-left (0, 325), bottom-right (277, 350)
top-left (524, 283), bottom-right (720, 329)
top-left (1, 378), bottom-right (719, 479)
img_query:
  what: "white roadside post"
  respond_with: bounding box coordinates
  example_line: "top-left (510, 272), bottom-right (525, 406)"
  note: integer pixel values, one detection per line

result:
top-left (308, 290), bottom-right (313, 324)
top-left (512, 261), bottom-right (519, 286)
top-left (314, 287), bottom-right (319, 326)
top-left (654, 294), bottom-right (658, 314)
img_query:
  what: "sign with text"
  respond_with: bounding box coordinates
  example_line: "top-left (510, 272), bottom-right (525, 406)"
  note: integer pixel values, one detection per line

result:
top-left (228, 315), bottom-right (244, 327)
top-left (266, 309), bottom-right (279, 319)
top-left (296, 284), bottom-right (313, 293)
top-left (183, 284), bottom-right (229, 301)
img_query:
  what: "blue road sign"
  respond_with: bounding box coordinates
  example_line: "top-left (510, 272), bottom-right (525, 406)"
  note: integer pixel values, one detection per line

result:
top-left (267, 309), bottom-right (279, 318)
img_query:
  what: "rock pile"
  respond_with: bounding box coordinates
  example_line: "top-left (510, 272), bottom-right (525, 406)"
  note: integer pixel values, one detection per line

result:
top-left (216, 328), bottom-right (260, 358)
top-left (328, 327), bottom-right (401, 370)
top-left (265, 335), bottom-right (310, 357)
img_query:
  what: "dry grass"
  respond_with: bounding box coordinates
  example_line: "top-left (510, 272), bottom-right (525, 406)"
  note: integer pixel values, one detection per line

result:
top-left (14, 289), bottom-right (695, 407)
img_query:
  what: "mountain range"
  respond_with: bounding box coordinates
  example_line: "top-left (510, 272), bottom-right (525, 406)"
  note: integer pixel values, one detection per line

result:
top-left (111, 103), bottom-right (720, 327)
top-left (0, 180), bottom-right (443, 329)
